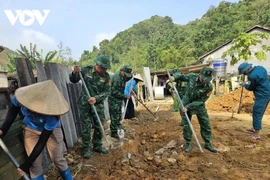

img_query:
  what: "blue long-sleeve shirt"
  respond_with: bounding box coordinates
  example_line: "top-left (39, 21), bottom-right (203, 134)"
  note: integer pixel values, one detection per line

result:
top-left (244, 66), bottom-right (270, 99)
top-left (124, 80), bottom-right (137, 96)
top-left (12, 96), bottom-right (60, 131)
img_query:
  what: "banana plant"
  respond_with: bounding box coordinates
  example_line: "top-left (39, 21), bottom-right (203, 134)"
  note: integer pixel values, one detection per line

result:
top-left (5, 54), bottom-right (16, 72)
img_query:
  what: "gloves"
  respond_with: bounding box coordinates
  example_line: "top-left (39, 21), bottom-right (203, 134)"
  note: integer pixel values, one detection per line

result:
top-left (169, 76), bottom-right (175, 82)
top-left (0, 129), bottom-right (3, 138)
top-left (239, 81), bottom-right (250, 86)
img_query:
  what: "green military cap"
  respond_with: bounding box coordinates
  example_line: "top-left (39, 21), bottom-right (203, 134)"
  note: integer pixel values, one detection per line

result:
top-left (121, 65), bottom-right (132, 78)
top-left (172, 68), bottom-right (179, 74)
top-left (94, 55), bottom-right (111, 69)
top-left (200, 67), bottom-right (214, 83)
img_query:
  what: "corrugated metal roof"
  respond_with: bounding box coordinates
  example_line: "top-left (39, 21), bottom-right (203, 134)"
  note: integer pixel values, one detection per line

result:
top-left (150, 63), bottom-right (210, 76)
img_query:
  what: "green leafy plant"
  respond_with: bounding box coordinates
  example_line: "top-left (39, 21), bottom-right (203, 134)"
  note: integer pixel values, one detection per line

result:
top-left (222, 32), bottom-right (270, 65)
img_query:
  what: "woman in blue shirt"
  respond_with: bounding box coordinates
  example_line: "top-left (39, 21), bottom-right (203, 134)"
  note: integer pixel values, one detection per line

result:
top-left (124, 74), bottom-right (144, 119)
top-left (0, 80), bottom-right (72, 180)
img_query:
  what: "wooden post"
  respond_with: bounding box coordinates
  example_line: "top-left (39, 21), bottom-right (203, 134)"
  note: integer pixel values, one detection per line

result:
top-left (35, 61), bottom-right (47, 82)
top-left (14, 58), bottom-right (35, 87)
top-left (215, 77), bottom-right (219, 96)
top-left (237, 75), bottom-right (245, 114)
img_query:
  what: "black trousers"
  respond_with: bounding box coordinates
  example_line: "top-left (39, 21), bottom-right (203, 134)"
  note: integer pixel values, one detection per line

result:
top-left (124, 98), bottom-right (135, 119)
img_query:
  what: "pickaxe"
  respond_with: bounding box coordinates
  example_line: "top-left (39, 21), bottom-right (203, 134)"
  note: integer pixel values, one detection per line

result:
top-left (131, 90), bottom-right (159, 121)
top-left (0, 138), bottom-right (31, 180)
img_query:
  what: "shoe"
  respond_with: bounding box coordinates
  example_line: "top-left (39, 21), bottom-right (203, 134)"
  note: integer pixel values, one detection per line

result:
top-left (205, 143), bottom-right (218, 153)
top-left (83, 149), bottom-right (91, 159)
top-left (94, 146), bottom-right (109, 154)
top-left (249, 135), bottom-right (260, 140)
top-left (185, 142), bottom-right (193, 152)
top-left (246, 128), bottom-right (255, 133)
top-left (111, 133), bottom-right (120, 139)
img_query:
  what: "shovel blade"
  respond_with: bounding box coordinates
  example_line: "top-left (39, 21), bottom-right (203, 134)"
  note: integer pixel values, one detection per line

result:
top-left (155, 106), bottom-right (160, 112)
top-left (117, 129), bottom-right (125, 139)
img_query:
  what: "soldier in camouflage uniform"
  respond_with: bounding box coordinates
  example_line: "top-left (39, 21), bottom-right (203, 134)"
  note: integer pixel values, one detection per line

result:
top-left (173, 68), bottom-right (187, 99)
top-left (169, 67), bottom-right (218, 153)
top-left (69, 55), bottom-right (111, 159)
top-left (170, 68), bottom-right (188, 112)
top-left (109, 65), bottom-right (132, 138)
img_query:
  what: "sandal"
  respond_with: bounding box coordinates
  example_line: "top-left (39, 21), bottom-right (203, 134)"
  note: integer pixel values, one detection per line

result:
top-left (248, 135), bottom-right (260, 140)
top-left (246, 128), bottom-right (255, 133)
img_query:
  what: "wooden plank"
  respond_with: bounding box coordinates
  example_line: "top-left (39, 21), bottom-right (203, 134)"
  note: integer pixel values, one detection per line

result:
top-left (0, 135), bottom-right (26, 167)
top-left (44, 63), bottom-right (77, 148)
top-left (0, 154), bottom-right (26, 180)
top-left (14, 58), bottom-right (35, 87)
top-left (35, 61), bottom-right (47, 82)
top-left (67, 83), bottom-right (82, 137)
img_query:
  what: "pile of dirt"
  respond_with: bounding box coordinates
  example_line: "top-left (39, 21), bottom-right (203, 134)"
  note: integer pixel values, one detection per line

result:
top-left (206, 88), bottom-right (270, 115)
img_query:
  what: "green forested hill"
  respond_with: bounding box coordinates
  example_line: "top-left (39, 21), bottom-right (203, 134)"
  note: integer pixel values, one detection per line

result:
top-left (79, 0), bottom-right (270, 72)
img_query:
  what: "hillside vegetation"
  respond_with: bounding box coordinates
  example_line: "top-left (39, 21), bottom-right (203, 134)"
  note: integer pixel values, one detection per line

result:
top-left (1, 0), bottom-right (270, 72)
top-left (79, 0), bottom-right (270, 72)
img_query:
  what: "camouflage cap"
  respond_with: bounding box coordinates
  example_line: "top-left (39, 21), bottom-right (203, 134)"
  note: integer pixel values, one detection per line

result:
top-left (121, 65), bottom-right (132, 78)
top-left (94, 55), bottom-right (111, 69)
top-left (172, 68), bottom-right (179, 74)
top-left (238, 62), bottom-right (252, 75)
top-left (200, 67), bottom-right (213, 83)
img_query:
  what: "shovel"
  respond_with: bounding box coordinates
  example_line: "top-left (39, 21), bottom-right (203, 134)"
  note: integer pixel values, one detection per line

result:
top-left (131, 90), bottom-right (159, 121)
top-left (119, 75), bottom-right (135, 138)
top-left (75, 65), bottom-right (112, 148)
top-left (166, 69), bottom-right (203, 153)
top-left (0, 138), bottom-right (31, 180)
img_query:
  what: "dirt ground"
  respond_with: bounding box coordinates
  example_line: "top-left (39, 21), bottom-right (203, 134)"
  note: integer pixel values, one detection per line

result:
top-left (46, 92), bottom-right (270, 180)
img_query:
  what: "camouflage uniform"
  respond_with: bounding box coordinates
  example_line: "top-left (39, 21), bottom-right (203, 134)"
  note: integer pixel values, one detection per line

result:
top-left (69, 55), bottom-right (111, 159)
top-left (173, 67), bottom-right (217, 153)
top-left (171, 68), bottom-right (188, 111)
top-left (109, 65), bottom-right (132, 138)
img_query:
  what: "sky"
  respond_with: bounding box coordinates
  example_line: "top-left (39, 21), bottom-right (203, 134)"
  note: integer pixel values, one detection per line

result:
top-left (0, 0), bottom-right (239, 60)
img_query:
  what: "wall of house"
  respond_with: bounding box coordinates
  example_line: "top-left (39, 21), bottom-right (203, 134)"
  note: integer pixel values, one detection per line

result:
top-left (0, 72), bottom-right (8, 88)
top-left (202, 28), bottom-right (270, 75)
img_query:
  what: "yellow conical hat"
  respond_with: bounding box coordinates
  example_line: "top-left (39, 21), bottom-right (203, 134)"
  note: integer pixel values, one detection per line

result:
top-left (15, 80), bottom-right (69, 115)
top-left (134, 74), bottom-right (144, 82)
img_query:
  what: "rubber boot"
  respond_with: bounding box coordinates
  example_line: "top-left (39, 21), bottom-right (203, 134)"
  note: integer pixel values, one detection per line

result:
top-left (93, 146), bottom-right (109, 154)
top-left (59, 168), bottom-right (73, 180)
top-left (185, 142), bottom-right (193, 152)
top-left (82, 148), bottom-right (91, 159)
top-left (205, 142), bottom-right (218, 153)
top-left (32, 174), bottom-right (45, 180)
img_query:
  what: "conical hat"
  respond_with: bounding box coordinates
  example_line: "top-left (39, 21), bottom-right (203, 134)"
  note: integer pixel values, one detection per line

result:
top-left (15, 80), bottom-right (69, 116)
top-left (134, 74), bottom-right (144, 82)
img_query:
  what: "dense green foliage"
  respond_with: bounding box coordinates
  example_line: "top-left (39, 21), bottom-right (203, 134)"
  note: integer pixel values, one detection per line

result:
top-left (222, 32), bottom-right (270, 65)
top-left (79, 0), bottom-right (270, 72)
